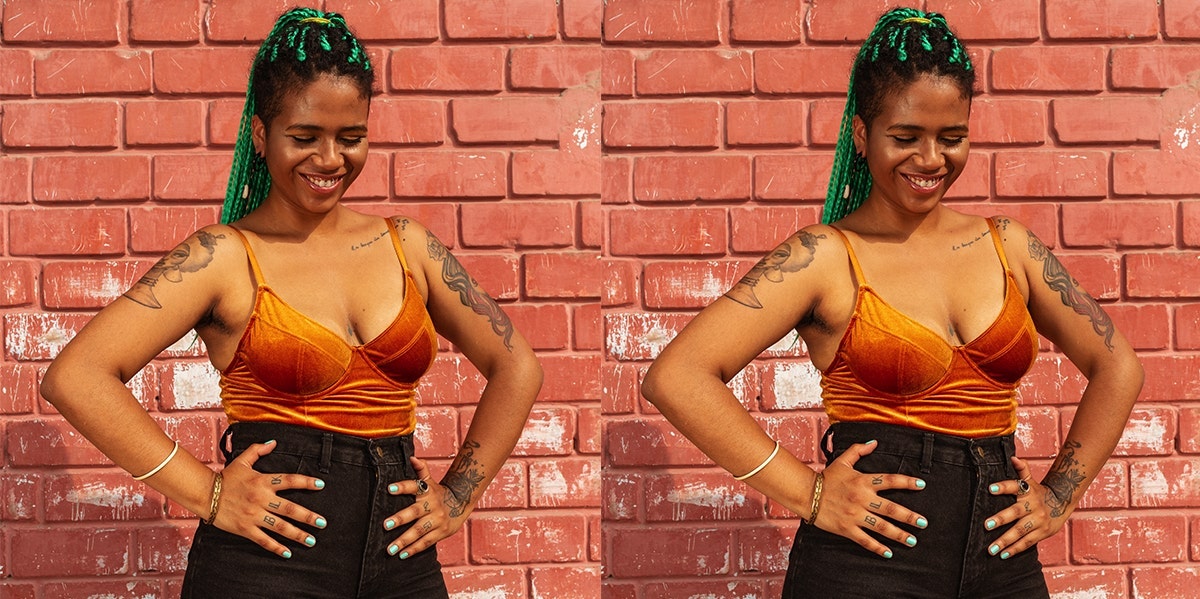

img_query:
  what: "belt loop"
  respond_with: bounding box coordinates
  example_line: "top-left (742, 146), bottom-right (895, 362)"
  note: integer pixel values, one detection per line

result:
top-left (219, 427), bottom-right (235, 464)
top-left (319, 433), bottom-right (333, 473)
top-left (920, 433), bottom-right (934, 473)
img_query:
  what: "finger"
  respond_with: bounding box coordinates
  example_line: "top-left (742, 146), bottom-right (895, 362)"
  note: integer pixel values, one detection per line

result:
top-left (266, 496), bottom-right (329, 530)
top-left (231, 439), bottom-right (278, 468)
top-left (386, 478), bottom-right (430, 497)
top-left (263, 472), bottom-right (326, 492)
top-left (866, 496), bottom-right (929, 529)
top-left (861, 511), bottom-right (920, 549)
top-left (834, 440), bottom-right (879, 470)
top-left (844, 526), bottom-right (897, 559)
top-left (388, 517), bottom-right (442, 559)
top-left (383, 495), bottom-right (439, 531)
top-left (410, 455), bottom-right (431, 479)
top-left (245, 526), bottom-right (296, 559)
top-left (259, 511), bottom-right (319, 550)
top-left (989, 518), bottom-right (1041, 560)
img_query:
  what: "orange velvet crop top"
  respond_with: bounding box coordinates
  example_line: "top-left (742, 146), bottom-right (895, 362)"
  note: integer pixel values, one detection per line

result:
top-left (820, 218), bottom-right (1038, 438)
top-left (219, 218), bottom-right (437, 438)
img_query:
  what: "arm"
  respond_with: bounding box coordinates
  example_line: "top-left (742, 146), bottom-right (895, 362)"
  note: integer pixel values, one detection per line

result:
top-left (986, 218), bottom-right (1143, 558)
top-left (642, 226), bottom-right (927, 559)
top-left (41, 227), bottom-right (326, 558)
top-left (385, 219), bottom-right (542, 558)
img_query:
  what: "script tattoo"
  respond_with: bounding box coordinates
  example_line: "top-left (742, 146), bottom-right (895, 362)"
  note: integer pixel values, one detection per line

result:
top-left (951, 229), bottom-right (989, 251)
top-left (1027, 232), bottom-right (1115, 351)
top-left (1042, 440), bottom-right (1086, 518)
top-left (725, 231), bottom-right (826, 309)
top-left (350, 229), bottom-right (388, 251)
top-left (426, 232), bottom-right (514, 351)
top-left (124, 231), bottom-right (225, 309)
top-left (441, 440), bottom-right (485, 519)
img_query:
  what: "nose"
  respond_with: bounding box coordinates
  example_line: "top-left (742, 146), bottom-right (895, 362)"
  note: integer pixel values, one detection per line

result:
top-left (312, 139), bottom-right (343, 170)
top-left (913, 139), bottom-right (945, 170)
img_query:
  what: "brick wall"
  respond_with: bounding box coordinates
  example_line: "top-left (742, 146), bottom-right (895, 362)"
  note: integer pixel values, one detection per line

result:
top-left (602, 1), bottom-right (1200, 598)
top-left (0, 1), bottom-right (600, 597)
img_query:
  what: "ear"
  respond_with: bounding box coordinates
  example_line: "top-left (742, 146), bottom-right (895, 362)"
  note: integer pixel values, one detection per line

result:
top-left (851, 115), bottom-right (867, 156)
top-left (251, 115), bottom-right (266, 155)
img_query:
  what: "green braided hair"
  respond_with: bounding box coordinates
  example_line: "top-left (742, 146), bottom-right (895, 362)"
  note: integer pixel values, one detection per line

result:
top-left (822, 7), bottom-right (975, 224)
top-left (221, 7), bottom-right (374, 224)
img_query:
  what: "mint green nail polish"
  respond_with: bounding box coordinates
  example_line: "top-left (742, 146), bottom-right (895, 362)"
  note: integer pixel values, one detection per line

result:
top-left (866, 439), bottom-right (877, 445)
top-left (385, 519), bottom-right (396, 530)
top-left (989, 484), bottom-right (1000, 494)
top-left (905, 536), bottom-right (916, 547)
top-left (388, 545), bottom-right (399, 556)
top-left (986, 519), bottom-right (996, 530)
top-left (399, 551), bottom-right (409, 560)
top-left (315, 517), bottom-right (327, 528)
top-left (916, 517), bottom-right (928, 528)
top-left (282, 549), bottom-right (292, 559)
top-left (883, 549), bottom-right (893, 559)
top-left (314, 479), bottom-right (325, 489)
top-left (266, 439), bottom-right (276, 445)
top-left (388, 484), bottom-right (399, 494)
top-left (989, 545), bottom-right (999, 555)
top-left (304, 535), bottom-right (315, 547)
top-left (1001, 551), bottom-right (1010, 560)
top-left (915, 479), bottom-right (926, 489)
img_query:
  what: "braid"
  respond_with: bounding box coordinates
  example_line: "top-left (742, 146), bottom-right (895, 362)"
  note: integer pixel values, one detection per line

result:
top-left (221, 8), bottom-right (373, 224)
top-left (822, 8), bottom-right (974, 224)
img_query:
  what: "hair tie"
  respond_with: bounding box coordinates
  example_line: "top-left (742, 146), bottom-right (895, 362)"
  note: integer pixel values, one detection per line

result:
top-left (300, 17), bottom-right (332, 25)
top-left (901, 17), bottom-right (933, 25)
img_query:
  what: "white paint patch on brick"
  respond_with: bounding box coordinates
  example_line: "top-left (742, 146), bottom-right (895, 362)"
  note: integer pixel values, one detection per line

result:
top-left (5, 313), bottom-right (76, 360)
top-left (606, 474), bottom-right (639, 520)
top-left (1119, 412), bottom-right (1169, 451)
top-left (1051, 588), bottom-right (1110, 599)
top-left (450, 588), bottom-right (509, 599)
top-left (517, 411), bottom-right (568, 453)
top-left (171, 362), bottom-right (221, 409)
top-left (530, 460), bottom-right (599, 505)
top-left (666, 481), bottom-right (747, 520)
top-left (606, 314), bottom-right (677, 361)
top-left (771, 362), bottom-right (822, 409)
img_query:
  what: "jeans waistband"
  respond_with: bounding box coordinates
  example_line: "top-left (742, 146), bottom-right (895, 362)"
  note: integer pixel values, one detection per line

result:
top-left (221, 421), bottom-right (415, 471)
top-left (822, 421), bottom-right (1015, 469)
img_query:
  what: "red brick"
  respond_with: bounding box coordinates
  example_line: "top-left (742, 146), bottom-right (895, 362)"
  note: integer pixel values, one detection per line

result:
top-left (1076, 461), bottom-right (1128, 510)
top-left (526, 252), bottom-right (603, 299)
top-left (451, 97), bottom-right (560, 144)
top-left (130, 0), bottom-right (199, 42)
top-left (540, 354), bottom-right (601, 402)
top-left (1114, 150), bottom-right (1200, 196)
top-left (40, 260), bottom-right (140, 309)
top-left (1164, 0), bottom-right (1200, 39)
top-left (0, 260), bottom-right (36, 307)
top-left (726, 100), bottom-right (806, 147)
top-left (635, 50), bottom-right (753, 96)
top-left (153, 49), bottom-right (254, 94)
top-left (563, 0), bottom-right (602, 40)
top-left (731, 206), bottom-right (822, 254)
top-left (1128, 252), bottom-right (1200, 299)
top-left (2, 472), bottom-right (40, 521)
top-left (992, 47), bottom-right (1107, 92)
top-left (634, 156), bottom-right (751, 202)
top-left (456, 252), bottom-right (520, 301)
top-left (1059, 253), bottom-right (1121, 300)
top-left (602, 261), bottom-right (641, 308)
top-left (202, 0), bottom-right (292, 41)
top-left (577, 404), bottom-right (601, 453)
top-left (2, 101), bottom-right (119, 149)
top-left (33, 155), bottom-right (150, 203)
top-left (1112, 46), bottom-right (1200, 90)
top-left (755, 49), bottom-right (856, 94)
top-left (0, 49), bottom-right (34, 96)
top-left (205, 98), bottom-right (243, 146)
top-left (0, 157), bottom-right (29, 205)
top-left (809, 99), bottom-right (844, 146)
top-left (1105, 303), bottom-right (1171, 351)
top-left (994, 151), bottom-right (1107, 198)
top-left (11, 529), bottom-right (135, 577)
top-left (1062, 202), bottom-right (1175, 248)
top-left (365, 99), bottom-right (445, 146)
top-left (603, 0), bottom-right (722, 44)
top-left (325, 0), bottom-right (439, 41)
top-left (1131, 566), bottom-right (1200, 598)
top-left (128, 206), bottom-right (220, 254)
top-left (34, 50), bottom-right (152, 95)
top-left (460, 201), bottom-right (574, 248)
top-left (530, 565), bottom-right (600, 599)
top-left (1107, 406), bottom-right (1177, 456)
top-left (805, 0), bottom-right (912, 41)
top-left (153, 154), bottom-right (232, 201)
top-left (642, 260), bottom-right (740, 309)
top-left (1132, 457), bottom-right (1200, 508)
top-left (415, 355), bottom-right (486, 406)
top-left (471, 513), bottom-right (586, 562)
top-left (506, 303), bottom-right (571, 350)
top-left (474, 462), bottom-right (527, 510)
top-left (603, 49), bottom-right (635, 97)
top-left (8, 208), bottom-right (126, 257)
top-left (607, 527), bottom-right (731, 576)
top-left (6, 418), bottom-right (112, 467)
top-left (1141, 354), bottom-right (1200, 402)
top-left (394, 151), bottom-right (506, 198)
top-left (1053, 97), bottom-right (1162, 144)
top-left (644, 471), bottom-right (763, 521)
top-left (1072, 514), bottom-right (1187, 562)
top-left (605, 417), bottom-right (712, 467)
top-left (608, 207), bottom-right (727, 256)
top-left (602, 582), bottom-right (639, 599)
top-left (969, 98), bottom-right (1046, 145)
top-left (136, 525), bottom-right (194, 572)
top-left (1046, 0), bottom-right (1159, 39)
top-left (412, 407), bottom-right (460, 458)
top-left (928, 0), bottom-right (1041, 40)
top-left (443, 567), bottom-right (527, 597)
top-left (730, 0), bottom-right (803, 42)
top-left (512, 150), bottom-right (601, 197)
top-left (389, 47), bottom-right (504, 92)
top-left (125, 100), bottom-right (204, 147)
top-left (341, 153), bottom-right (391, 201)
top-left (1178, 305), bottom-right (1200, 350)
top-left (754, 153), bottom-right (835, 201)
top-left (603, 101), bottom-right (720, 149)
top-left (0, 364), bottom-right (39, 414)
top-left (1, 0), bottom-right (120, 43)
top-left (1044, 567), bottom-right (1128, 599)
top-left (1012, 407), bottom-right (1061, 459)
top-left (1185, 196), bottom-right (1200, 248)
top-left (509, 46), bottom-right (601, 90)
top-left (43, 473), bottom-right (165, 521)
top-left (529, 457), bottom-right (599, 507)
top-left (603, 471), bottom-right (642, 521)
top-left (602, 156), bottom-right (632, 205)
top-left (446, 0), bottom-right (557, 40)
top-left (942, 152), bottom-right (991, 200)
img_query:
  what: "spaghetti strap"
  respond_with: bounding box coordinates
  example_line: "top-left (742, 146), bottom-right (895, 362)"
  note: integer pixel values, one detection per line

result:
top-left (384, 218), bottom-right (410, 272)
top-left (985, 217), bottom-right (1011, 272)
top-left (828, 226), bottom-right (867, 286)
top-left (226, 227), bottom-right (265, 286)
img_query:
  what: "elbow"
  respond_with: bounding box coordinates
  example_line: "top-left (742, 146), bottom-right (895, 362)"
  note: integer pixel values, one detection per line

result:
top-left (40, 360), bottom-right (67, 408)
top-left (641, 361), bottom-right (667, 408)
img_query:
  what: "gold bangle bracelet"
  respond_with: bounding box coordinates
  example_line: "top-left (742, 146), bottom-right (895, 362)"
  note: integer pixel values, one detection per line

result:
top-left (733, 441), bottom-right (781, 481)
top-left (132, 441), bottom-right (180, 481)
top-left (202, 472), bottom-right (223, 525)
top-left (804, 472), bottom-right (824, 524)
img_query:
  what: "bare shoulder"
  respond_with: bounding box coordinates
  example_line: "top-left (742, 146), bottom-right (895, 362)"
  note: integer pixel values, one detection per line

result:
top-left (723, 224), bottom-right (846, 310)
top-left (121, 224), bottom-right (246, 310)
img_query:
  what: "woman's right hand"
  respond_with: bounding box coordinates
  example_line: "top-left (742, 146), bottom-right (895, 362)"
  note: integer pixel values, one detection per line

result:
top-left (211, 440), bottom-right (329, 558)
top-left (813, 440), bottom-right (929, 559)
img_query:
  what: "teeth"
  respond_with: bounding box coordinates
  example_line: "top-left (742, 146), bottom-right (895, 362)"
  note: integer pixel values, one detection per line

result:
top-left (305, 174), bottom-right (340, 189)
top-left (907, 174), bottom-right (940, 189)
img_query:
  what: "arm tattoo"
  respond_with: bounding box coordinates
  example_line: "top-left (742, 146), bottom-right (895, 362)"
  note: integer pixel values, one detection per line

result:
top-left (426, 232), bottom-right (514, 351)
top-left (994, 217), bottom-right (1011, 231)
top-left (724, 231), bottom-right (826, 309)
top-left (441, 440), bottom-right (485, 519)
top-left (123, 231), bottom-right (225, 309)
top-left (1027, 232), bottom-right (1115, 351)
top-left (1042, 441), bottom-right (1086, 518)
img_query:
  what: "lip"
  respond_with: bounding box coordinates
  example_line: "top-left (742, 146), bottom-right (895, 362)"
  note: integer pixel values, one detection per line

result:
top-left (901, 173), bottom-right (945, 195)
top-left (301, 173), bottom-right (344, 195)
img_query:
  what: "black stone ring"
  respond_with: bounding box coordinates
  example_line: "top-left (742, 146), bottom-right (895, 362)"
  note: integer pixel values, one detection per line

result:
top-left (415, 478), bottom-right (430, 495)
top-left (1016, 478), bottom-right (1030, 495)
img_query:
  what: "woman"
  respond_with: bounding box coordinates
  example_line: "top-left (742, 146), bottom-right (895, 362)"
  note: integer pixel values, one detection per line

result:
top-left (41, 8), bottom-right (542, 598)
top-left (642, 8), bottom-right (1142, 598)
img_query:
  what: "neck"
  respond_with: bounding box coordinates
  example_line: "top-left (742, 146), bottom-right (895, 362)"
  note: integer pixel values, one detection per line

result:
top-left (841, 196), bottom-right (946, 240)
top-left (242, 197), bottom-right (345, 241)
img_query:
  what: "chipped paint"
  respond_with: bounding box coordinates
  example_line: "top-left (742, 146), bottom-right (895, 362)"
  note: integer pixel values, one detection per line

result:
top-left (1051, 588), bottom-right (1110, 599)
top-left (771, 362), bottom-right (822, 409)
top-left (1120, 413), bottom-right (1168, 451)
top-left (63, 482), bottom-right (146, 520)
top-left (170, 362), bottom-right (221, 409)
top-left (518, 412), bottom-right (568, 451)
top-left (450, 588), bottom-right (510, 599)
top-left (665, 481), bottom-right (747, 520)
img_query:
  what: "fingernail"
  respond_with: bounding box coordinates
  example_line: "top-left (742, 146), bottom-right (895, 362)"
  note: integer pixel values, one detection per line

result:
top-left (304, 535), bottom-right (316, 547)
top-left (986, 519), bottom-right (996, 530)
top-left (388, 545), bottom-right (399, 556)
top-left (314, 479), bottom-right (325, 490)
top-left (882, 549), bottom-right (893, 559)
top-left (1001, 551), bottom-right (1011, 560)
top-left (989, 484), bottom-right (1000, 494)
top-left (905, 536), bottom-right (917, 547)
top-left (866, 439), bottom-right (877, 445)
top-left (916, 517), bottom-right (928, 528)
top-left (282, 549), bottom-right (292, 559)
top-left (315, 517), bottom-right (327, 529)
top-left (385, 519), bottom-right (396, 530)
top-left (388, 484), bottom-right (399, 494)
top-left (399, 551), bottom-right (409, 560)
top-left (915, 479), bottom-right (926, 490)
top-left (266, 439), bottom-right (276, 445)
top-left (989, 544), bottom-right (999, 555)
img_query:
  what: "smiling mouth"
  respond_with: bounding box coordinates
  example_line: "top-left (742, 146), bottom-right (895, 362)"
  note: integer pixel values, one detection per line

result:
top-left (303, 173), bottom-right (343, 189)
top-left (903, 173), bottom-right (943, 190)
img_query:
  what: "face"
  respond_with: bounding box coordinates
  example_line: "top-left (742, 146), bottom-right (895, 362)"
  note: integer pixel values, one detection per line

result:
top-left (852, 74), bottom-right (970, 217)
top-left (251, 74), bottom-right (369, 216)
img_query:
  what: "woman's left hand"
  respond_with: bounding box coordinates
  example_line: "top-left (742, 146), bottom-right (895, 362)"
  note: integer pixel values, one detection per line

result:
top-left (983, 456), bottom-right (1071, 560)
top-left (381, 456), bottom-right (468, 559)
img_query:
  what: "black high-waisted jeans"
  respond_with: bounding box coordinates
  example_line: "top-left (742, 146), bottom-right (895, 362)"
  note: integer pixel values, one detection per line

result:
top-left (782, 422), bottom-right (1050, 599)
top-left (181, 422), bottom-right (449, 598)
